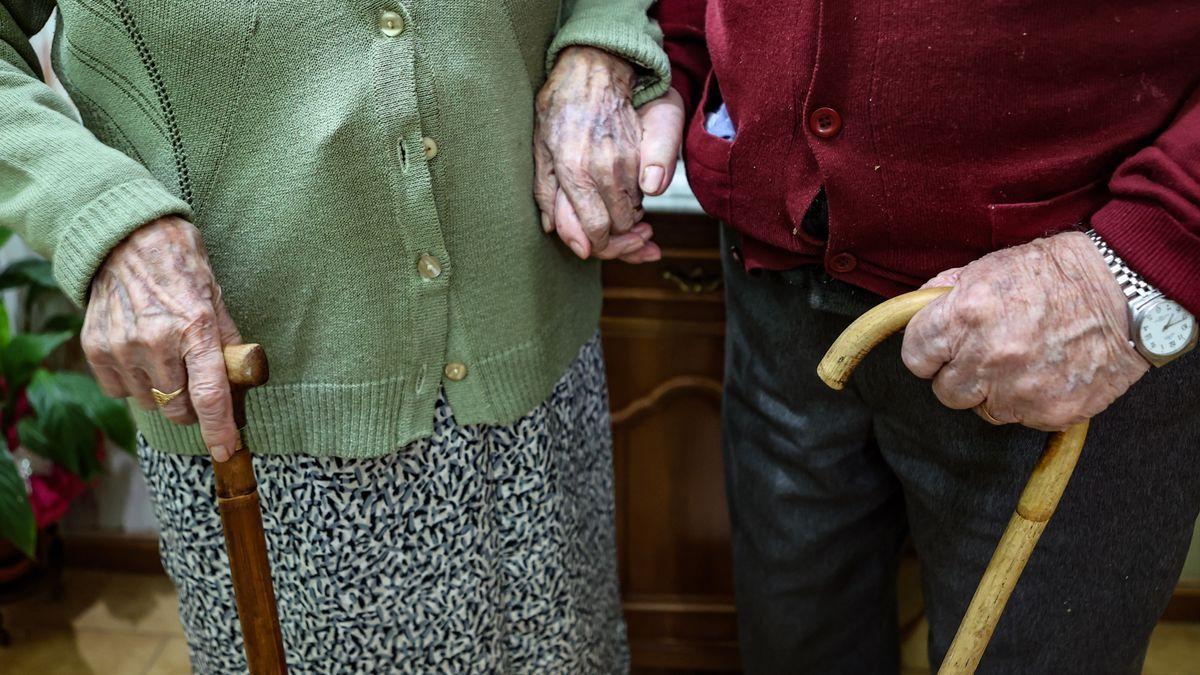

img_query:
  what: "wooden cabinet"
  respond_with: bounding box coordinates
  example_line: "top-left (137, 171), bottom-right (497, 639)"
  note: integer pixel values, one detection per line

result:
top-left (600, 212), bottom-right (741, 672)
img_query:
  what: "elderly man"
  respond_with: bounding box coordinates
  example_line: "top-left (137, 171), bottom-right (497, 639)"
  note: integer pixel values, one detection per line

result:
top-left (0, 1), bottom-right (682, 671)
top-left (648, 1), bottom-right (1200, 673)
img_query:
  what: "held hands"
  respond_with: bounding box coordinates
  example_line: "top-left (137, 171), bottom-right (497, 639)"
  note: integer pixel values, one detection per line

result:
top-left (534, 46), bottom-right (685, 263)
top-left (82, 216), bottom-right (242, 462)
top-left (901, 231), bottom-right (1149, 431)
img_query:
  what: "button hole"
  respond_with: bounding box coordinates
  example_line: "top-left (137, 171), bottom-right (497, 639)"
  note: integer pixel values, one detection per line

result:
top-left (398, 140), bottom-right (410, 173)
top-left (414, 364), bottom-right (427, 394)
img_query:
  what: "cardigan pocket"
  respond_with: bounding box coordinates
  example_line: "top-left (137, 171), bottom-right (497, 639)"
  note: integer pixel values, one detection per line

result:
top-left (684, 71), bottom-right (735, 225)
top-left (988, 179), bottom-right (1108, 249)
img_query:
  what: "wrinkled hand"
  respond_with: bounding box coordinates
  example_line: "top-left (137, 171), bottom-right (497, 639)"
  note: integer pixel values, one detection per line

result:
top-left (82, 216), bottom-right (242, 461)
top-left (901, 231), bottom-right (1149, 431)
top-left (534, 46), bottom-right (684, 263)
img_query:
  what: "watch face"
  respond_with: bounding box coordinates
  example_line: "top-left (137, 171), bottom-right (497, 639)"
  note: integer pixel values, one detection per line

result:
top-left (1139, 300), bottom-right (1196, 356)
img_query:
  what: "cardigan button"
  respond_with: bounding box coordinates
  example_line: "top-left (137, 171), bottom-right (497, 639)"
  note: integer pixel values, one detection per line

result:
top-left (828, 252), bottom-right (857, 273)
top-left (444, 362), bottom-right (468, 382)
top-left (417, 254), bottom-right (442, 279)
top-left (809, 107), bottom-right (843, 138)
top-left (422, 137), bottom-right (438, 159)
top-left (379, 10), bottom-right (405, 37)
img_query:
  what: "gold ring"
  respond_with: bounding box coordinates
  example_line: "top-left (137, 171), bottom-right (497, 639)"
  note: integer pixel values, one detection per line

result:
top-left (976, 404), bottom-right (1002, 425)
top-left (150, 387), bottom-right (185, 407)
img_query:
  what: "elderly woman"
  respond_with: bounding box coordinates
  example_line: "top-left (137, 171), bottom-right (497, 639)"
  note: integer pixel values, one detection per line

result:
top-left (1, 2), bottom-right (684, 671)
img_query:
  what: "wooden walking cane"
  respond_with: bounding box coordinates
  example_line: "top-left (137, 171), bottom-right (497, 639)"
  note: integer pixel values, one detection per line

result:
top-left (816, 287), bottom-right (1090, 675)
top-left (218, 344), bottom-right (287, 674)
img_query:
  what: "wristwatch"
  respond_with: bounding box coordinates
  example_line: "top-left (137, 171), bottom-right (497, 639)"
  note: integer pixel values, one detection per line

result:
top-left (1086, 229), bottom-right (1198, 367)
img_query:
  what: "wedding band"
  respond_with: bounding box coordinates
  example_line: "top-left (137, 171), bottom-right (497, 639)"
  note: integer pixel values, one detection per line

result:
top-left (151, 387), bottom-right (185, 407)
top-left (976, 404), bottom-right (1002, 425)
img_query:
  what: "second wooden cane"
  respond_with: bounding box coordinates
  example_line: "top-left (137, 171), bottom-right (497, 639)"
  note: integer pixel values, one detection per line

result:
top-left (217, 344), bottom-right (287, 674)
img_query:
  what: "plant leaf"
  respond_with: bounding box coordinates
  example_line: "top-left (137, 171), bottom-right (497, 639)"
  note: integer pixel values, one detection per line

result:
top-left (27, 370), bottom-right (135, 453)
top-left (0, 297), bottom-right (10, 348)
top-left (0, 258), bottom-right (57, 292)
top-left (18, 414), bottom-right (101, 479)
top-left (2, 331), bottom-right (72, 390)
top-left (0, 226), bottom-right (13, 250)
top-left (0, 441), bottom-right (35, 558)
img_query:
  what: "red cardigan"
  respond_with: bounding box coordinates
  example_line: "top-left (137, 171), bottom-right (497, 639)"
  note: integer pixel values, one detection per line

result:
top-left (653, 0), bottom-right (1200, 313)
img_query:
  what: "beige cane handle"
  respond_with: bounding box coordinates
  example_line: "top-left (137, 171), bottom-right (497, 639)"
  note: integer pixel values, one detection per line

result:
top-left (816, 287), bottom-right (952, 390)
top-left (816, 288), bottom-right (1090, 675)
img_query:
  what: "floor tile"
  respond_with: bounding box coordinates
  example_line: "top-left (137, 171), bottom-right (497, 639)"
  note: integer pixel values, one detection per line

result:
top-left (0, 625), bottom-right (164, 675)
top-left (1144, 621), bottom-right (1200, 675)
top-left (5, 570), bottom-right (183, 637)
top-left (145, 637), bottom-right (192, 675)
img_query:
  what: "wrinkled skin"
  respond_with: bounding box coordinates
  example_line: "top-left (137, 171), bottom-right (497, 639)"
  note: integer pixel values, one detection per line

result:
top-left (901, 231), bottom-right (1149, 431)
top-left (534, 46), bottom-right (685, 262)
top-left (82, 216), bottom-right (242, 461)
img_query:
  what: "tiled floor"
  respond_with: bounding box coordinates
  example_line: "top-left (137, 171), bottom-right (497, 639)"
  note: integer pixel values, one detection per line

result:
top-left (0, 568), bottom-right (1196, 673)
top-left (0, 570), bottom-right (188, 674)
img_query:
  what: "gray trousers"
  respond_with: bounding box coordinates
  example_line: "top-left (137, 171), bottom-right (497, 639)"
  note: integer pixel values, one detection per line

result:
top-left (720, 226), bottom-right (1200, 674)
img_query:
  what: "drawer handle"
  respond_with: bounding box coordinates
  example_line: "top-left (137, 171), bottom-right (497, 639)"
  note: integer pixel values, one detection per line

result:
top-left (661, 267), bottom-right (723, 294)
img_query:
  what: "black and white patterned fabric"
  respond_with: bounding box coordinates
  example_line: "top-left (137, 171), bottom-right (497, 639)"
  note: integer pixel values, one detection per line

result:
top-left (138, 334), bottom-right (627, 674)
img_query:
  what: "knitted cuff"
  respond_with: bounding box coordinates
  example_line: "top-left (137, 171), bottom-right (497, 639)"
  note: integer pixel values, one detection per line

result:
top-left (547, 16), bottom-right (672, 108)
top-left (52, 178), bottom-right (193, 306)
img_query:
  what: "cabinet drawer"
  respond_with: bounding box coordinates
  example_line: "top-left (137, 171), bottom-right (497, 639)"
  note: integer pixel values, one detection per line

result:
top-left (602, 213), bottom-right (725, 323)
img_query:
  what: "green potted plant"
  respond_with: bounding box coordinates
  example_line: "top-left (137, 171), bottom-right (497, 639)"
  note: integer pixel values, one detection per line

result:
top-left (0, 226), bottom-right (134, 579)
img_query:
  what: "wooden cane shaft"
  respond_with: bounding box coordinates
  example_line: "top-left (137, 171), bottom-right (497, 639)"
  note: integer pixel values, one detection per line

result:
top-left (939, 513), bottom-right (1045, 675)
top-left (217, 446), bottom-right (286, 675)
top-left (938, 421), bottom-right (1087, 674)
top-left (214, 344), bottom-right (286, 674)
top-left (1017, 422), bottom-right (1089, 523)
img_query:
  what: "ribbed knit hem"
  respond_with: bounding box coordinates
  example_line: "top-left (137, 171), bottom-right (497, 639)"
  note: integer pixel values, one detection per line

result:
top-left (133, 322), bottom-right (599, 458)
top-left (456, 314), bottom-right (600, 427)
top-left (133, 372), bottom-right (432, 458)
top-left (1090, 198), bottom-right (1200, 314)
top-left (52, 179), bottom-right (193, 306)
top-left (547, 17), bottom-right (672, 108)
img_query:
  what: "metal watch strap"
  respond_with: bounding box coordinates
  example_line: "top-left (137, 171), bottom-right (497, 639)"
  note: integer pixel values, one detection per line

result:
top-left (1084, 228), bottom-right (1162, 306)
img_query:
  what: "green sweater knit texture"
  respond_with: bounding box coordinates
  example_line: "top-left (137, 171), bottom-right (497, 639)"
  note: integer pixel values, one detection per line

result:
top-left (0, 1), bottom-right (670, 457)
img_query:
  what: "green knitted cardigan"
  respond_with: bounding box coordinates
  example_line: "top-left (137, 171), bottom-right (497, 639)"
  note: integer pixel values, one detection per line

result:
top-left (0, 1), bottom-right (670, 457)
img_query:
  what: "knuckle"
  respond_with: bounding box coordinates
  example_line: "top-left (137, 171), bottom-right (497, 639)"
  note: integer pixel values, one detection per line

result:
top-left (109, 338), bottom-right (143, 363)
top-left (139, 322), bottom-right (177, 351)
top-left (988, 341), bottom-right (1025, 366)
top-left (954, 288), bottom-right (994, 322)
top-left (532, 183), bottom-right (555, 204)
top-left (189, 385), bottom-right (227, 414)
top-left (162, 408), bottom-right (198, 426)
top-left (81, 333), bottom-right (107, 362)
top-left (95, 377), bottom-right (124, 398)
top-left (557, 159), bottom-right (589, 184)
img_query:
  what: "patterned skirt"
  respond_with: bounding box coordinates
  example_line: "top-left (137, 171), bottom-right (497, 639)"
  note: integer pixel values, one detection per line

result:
top-left (138, 335), bottom-right (627, 674)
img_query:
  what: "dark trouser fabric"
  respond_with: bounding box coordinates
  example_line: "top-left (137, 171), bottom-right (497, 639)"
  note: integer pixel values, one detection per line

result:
top-left (720, 226), bottom-right (1200, 675)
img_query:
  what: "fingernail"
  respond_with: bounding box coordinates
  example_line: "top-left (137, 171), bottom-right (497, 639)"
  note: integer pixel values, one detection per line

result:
top-left (211, 445), bottom-right (229, 462)
top-left (540, 213), bottom-right (552, 233)
top-left (641, 165), bottom-right (665, 193)
top-left (568, 241), bottom-right (587, 258)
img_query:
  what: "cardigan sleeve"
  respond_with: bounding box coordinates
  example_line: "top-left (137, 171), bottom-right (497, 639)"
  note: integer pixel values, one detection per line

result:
top-left (651, 0), bottom-right (710, 125)
top-left (1090, 85), bottom-right (1200, 315)
top-left (0, 3), bottom-right (191, 306)
top-left (545, 0), bottom-right (671, 108)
